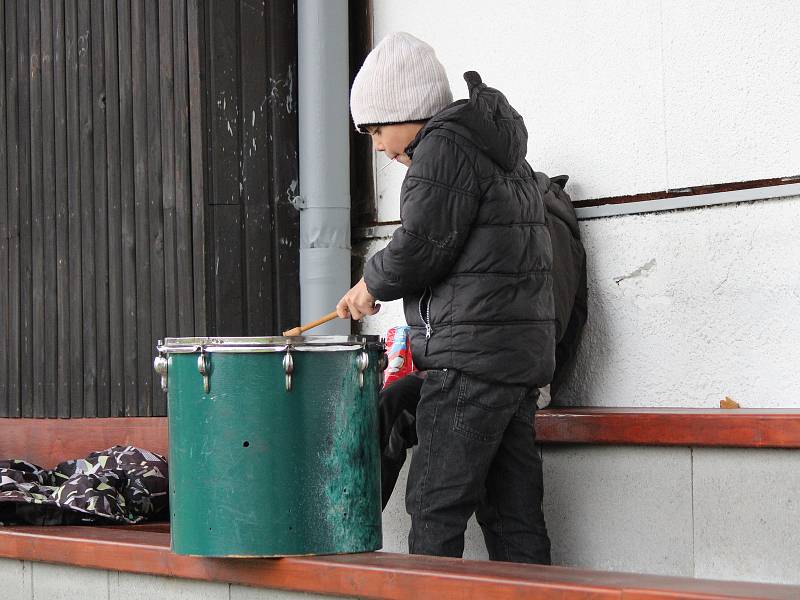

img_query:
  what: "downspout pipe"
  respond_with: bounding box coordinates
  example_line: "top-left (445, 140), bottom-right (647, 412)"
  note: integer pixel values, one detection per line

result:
top-left (296, 0), bottom-right (351, 335)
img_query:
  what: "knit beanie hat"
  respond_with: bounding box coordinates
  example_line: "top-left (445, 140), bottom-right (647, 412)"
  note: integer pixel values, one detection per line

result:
top-left (350, 32), bottom-right (453, 132)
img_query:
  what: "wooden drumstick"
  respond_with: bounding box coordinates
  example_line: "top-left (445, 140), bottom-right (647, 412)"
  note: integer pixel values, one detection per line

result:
top-left (282, 310), bottom-right (339, 337)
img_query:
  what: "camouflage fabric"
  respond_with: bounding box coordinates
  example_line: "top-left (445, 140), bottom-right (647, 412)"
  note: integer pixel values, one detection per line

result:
top-left (0, 446), bottom-right (168, 526)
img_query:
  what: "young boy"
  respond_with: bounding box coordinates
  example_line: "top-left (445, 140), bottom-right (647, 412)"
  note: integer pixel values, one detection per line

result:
top-left (337, 32), bottom-right (555, 564)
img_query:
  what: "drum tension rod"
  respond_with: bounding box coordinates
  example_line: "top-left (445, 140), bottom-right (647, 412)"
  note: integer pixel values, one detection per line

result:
top-left (153, 354), bottom-right (169, 393)
top-left (283, 350), bottom-right (294, 392)
top-left (197, 352), bottom-right (211, 394)
top-left (357, 352), bottom-right (369, 389)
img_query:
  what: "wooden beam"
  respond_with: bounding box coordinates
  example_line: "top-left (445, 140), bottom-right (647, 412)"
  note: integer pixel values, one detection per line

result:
top-left (536, 408), bottom-right (800, 448)
top-left (0, 418), bottom-right (168, 467)
top-left (2, 526), bottom-right (799, 599)
top-left (3, 409), bottom-right (800, 469)
top-left (572, 175), bottom-right (800, 209)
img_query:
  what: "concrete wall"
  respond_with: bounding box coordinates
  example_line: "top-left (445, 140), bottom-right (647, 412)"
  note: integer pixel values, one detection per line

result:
top-left (0, 560), bottom-right (351, 600)
top-left (359, 193), bottom-right (800, 409)
top-left (370, 0), bottom-right (800, 206)
top-left (381, 445), bottom-right (800, 585)
top-left (361, 0), bottom-right (800, 409)
top-left (360, 0), bottom-right (800, 587)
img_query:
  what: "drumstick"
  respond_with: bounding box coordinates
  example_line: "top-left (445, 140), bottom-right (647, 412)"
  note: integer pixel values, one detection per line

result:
top-left (282, 310), bottom-right (339, 337)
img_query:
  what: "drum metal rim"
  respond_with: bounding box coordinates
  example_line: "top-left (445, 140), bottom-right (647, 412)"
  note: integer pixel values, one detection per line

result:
top-left (157, 335), bottom-right (382, 354)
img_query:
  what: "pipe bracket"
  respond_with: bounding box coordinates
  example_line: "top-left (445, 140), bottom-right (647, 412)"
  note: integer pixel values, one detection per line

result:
top-left (290, 195), bottom-right (306, 211)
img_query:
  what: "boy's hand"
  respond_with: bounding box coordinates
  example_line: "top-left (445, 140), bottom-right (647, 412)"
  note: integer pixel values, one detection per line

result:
top-left (337, 278), bottom-right (381, 321)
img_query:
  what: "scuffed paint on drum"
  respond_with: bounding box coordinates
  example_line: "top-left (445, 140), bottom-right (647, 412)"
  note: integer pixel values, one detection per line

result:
top-left (321, 352), bottom-right (382, 551)
top-left (165, 339), bottom-right (383, 557)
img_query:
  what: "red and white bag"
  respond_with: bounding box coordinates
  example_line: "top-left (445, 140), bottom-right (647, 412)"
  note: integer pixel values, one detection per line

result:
top-left (383, 326), bottom-right (415, 388)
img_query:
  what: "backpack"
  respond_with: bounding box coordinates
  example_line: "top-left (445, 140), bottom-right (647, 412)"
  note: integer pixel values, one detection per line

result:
top-left (537, 173), bottom-right (588, 400)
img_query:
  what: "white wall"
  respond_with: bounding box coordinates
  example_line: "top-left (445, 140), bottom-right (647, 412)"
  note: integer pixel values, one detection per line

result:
top-left (360, 1), bottom-right (800, 409)
top-left (362, 0), bottom-right (800, 584)
top-left (361, 1), bottom-right (800, 583)
top-left (380, 444), bottom-right (800, 585)
top-left (371, 0), bottom-right (800, 212)
top-left (360, 194), bottom-right (800, 409)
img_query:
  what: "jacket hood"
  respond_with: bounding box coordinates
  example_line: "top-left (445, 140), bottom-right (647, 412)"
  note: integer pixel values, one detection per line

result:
top-left (545, 174), bottom-right (581, 239)
top-left (406, 71), bottom-right (528, 172)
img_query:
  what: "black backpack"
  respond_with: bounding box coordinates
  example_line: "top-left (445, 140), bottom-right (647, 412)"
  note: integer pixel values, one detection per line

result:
top-left (537, 173), bottom-right (588, 400)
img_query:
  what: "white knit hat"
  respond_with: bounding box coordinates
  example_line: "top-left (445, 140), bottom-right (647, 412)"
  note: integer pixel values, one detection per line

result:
top-left (350, 32), bottom-right (452, 132)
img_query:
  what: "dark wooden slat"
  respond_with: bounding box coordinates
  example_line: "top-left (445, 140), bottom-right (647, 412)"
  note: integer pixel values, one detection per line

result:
top-left (240, 0), bottom-right (274, 336)
top-left (0, 0), bottom-right (8, 417)
top-left (207, 0), bottom-right (240, 208)
top-left (29, 0), bottom-right (45, 418)
top-left (348, 0), bottom-right (375, 229)
top-left (173, 0), bottom-right (194, 339)
top-left (186, 0), bottom-right (206, 342)
top-left (130, 1), bottom-right (151, 417)
top-left (103, 0), bottom-right (123, 417)
top-left (266, 0), bottom-right (300, 333)
top-left (146, 0), bottom-right (167, 416)
top-left (90, 0), bottom-right (110, 418)
top-left (78, 0), bottom-right (98, 417)
top-left (211, 205), bottom-right (244, 334)
top-left (52, 0), bottom-right (70, 419)
top-left (117, 0), bottom-right (138, 416)
top-left (65, 0), bottom-right (83, 418)
top-left (158, 0), bottom-right (178, 340)
top-left (172, 0), bottom-right (193, 340)
top-left (1, 525), bottom-right (799, 600)
top-left (205, 2), bottom-right (246, 335)
top-left (17, 0), bottom-right (34, 418)
top-left (40, 0), bottom-right (58, 418)
top-left (4, 1), bottom-right (21, 417)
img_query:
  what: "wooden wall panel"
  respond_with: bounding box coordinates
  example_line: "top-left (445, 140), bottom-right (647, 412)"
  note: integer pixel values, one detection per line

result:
top-left (203, 0), bottom-right (300, 337)
top-left (4, 2), bottom-right (21, 418)
top-left (0, 0), bottom-right (300, 417)
top-left (0, 1), bottom-right (8, 417)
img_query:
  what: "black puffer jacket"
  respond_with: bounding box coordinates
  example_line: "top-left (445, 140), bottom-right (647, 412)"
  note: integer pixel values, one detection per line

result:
top-left (364, 72), bottom-right (555, 387)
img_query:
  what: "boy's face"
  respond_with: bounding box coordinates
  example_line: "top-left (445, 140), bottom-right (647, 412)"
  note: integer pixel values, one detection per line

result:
top-left (366, 123), bottom-right (425, 167)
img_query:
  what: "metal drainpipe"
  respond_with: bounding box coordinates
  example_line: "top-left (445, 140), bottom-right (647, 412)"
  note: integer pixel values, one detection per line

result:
top-left (296, 0), bottom-right (351, 335)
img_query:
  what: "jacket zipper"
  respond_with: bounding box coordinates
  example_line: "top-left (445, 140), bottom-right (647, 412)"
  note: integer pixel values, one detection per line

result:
top-left (418, 286), bottom-right (433, 355)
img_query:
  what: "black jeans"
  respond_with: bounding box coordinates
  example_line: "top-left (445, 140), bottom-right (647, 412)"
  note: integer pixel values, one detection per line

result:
top-left (378, 369), bottom-right (551, 564)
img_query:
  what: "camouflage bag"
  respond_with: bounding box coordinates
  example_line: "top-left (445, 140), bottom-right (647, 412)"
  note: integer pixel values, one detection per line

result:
top-left (0, 445), bottom-right (168, 526)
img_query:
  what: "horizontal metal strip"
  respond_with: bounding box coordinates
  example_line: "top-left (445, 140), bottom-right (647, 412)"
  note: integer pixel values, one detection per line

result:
top-left (576, 181), bottom-right (800, 220)
top-left (355, 176), bottom-right (800, 235)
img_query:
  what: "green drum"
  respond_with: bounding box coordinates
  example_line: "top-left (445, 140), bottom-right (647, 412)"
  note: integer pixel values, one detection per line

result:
top-left (153, 336), bottom-right (385, 557)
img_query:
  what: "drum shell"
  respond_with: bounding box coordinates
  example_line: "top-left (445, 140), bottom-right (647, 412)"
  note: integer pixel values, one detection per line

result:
top-left (165, 344), bottom-right (382, 557)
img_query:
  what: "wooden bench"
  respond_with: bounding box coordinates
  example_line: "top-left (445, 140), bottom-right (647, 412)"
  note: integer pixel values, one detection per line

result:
top-left (3, 409), bottom-right (800, 469)
top-left (2, 411), bottom-right (800, 599)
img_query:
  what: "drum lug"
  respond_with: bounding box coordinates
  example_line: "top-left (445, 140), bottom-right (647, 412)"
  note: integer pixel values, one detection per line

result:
top-left (153, 355), bottom-right (169, 392)
top-left (197, 353), bottom-right (211, 393)
top-left (283, 351), bottom-right (294, 392)
top-left (377, 351), bottom-right (388, 372)
top-left (357, 351), bottom-right (369, 389)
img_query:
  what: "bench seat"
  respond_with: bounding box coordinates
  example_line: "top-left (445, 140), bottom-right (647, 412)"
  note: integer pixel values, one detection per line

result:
top-left (3, 410), bottom-right (800, 599)
top-left (2, 524), bottom-right (800, 599)
top-left (3, 409), bottom-right (800, 469)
